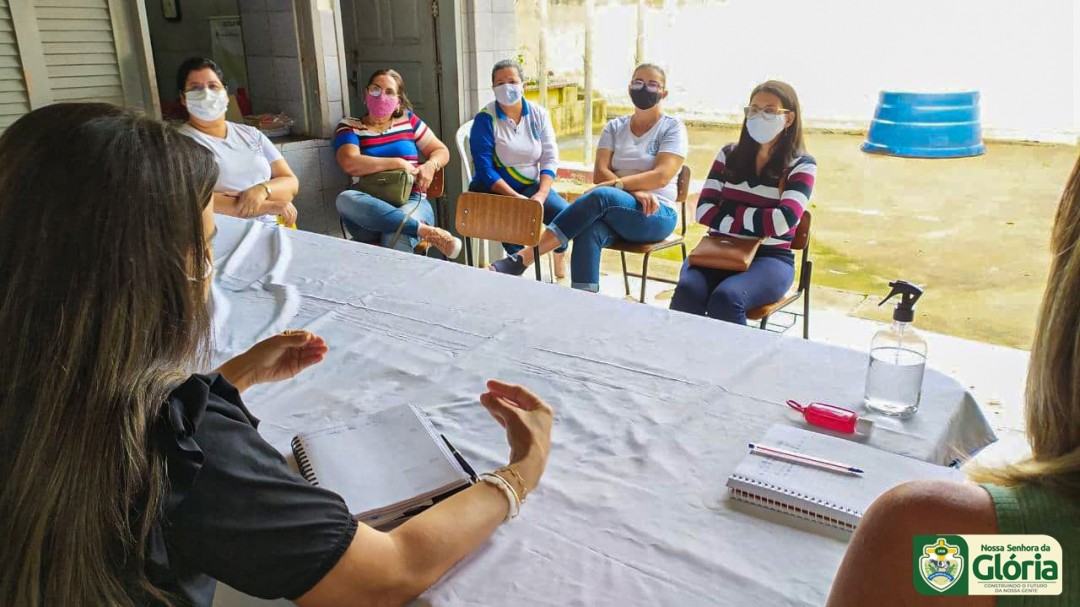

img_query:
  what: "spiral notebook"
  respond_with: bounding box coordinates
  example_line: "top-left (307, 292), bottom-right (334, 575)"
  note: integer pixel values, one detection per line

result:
top-left (726, 425), bottom-right (963, 532)
top-left (291, 404), bottom-right (475, 528)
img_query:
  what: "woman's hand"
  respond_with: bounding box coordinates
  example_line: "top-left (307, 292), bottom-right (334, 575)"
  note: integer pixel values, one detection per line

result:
top-left (529, 188), bottom-right (550, 205)
top-left (633, 191), bottom-right (659, 216)
top-left (480, 380), bottom-right (553, 493)
top-left (215, 330), bottom-right (329, 392)
top-left (237, 183), bottom-right (271, 217)
top-left (415, 161), bottom-right (437, 191)
top-left (395, 158), bottom-right (421, 174)
top-left (276, 201), bottom-right (298, 226)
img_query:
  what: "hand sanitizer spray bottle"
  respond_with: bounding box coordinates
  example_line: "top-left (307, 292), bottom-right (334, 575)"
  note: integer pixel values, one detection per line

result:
top-left (864, 280), bottom-right (926, 418)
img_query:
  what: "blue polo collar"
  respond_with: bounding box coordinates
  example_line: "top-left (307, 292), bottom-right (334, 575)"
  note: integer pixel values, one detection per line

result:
top-left (495, 99), bottom-right (531, 121)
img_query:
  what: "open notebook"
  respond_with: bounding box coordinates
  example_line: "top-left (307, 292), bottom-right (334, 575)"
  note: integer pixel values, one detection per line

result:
top-left (727, 424), bottom-right (964, 532)
top-left (291, 404), bottom-right (475, 528)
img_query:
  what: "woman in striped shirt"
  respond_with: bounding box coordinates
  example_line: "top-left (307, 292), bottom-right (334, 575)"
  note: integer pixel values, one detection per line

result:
top-left (334, 69), bottom-right (461, 258)
top-left (670, 80), bottom-right (816, 324)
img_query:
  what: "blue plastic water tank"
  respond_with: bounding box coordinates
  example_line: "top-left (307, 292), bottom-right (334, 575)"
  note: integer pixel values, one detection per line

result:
top-left (861, 91), bottom-right (985, 158)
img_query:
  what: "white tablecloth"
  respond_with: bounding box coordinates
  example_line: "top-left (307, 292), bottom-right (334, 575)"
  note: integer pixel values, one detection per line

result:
top-left (209, 218), bottom-right (996, 607)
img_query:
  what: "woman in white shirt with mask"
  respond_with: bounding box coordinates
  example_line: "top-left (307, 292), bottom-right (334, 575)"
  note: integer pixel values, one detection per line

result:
top-left (177, 57), bottom-right (300, 226)
top-left (490, 64), bottom-right (687, 293)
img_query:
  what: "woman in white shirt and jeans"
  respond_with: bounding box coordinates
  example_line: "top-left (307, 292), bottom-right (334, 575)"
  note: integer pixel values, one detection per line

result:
top-left (491, 64), bottom-right (687, 292)
top-left (177, 57), bottom-right (300, 226)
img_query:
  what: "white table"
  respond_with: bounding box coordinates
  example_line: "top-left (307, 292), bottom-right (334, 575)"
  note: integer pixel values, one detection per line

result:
top-left (210, 218), bottom-right (996, 607)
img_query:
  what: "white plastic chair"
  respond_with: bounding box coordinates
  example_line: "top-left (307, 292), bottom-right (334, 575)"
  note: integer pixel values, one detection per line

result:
top-left (455, 119), bottom-right (556, 280)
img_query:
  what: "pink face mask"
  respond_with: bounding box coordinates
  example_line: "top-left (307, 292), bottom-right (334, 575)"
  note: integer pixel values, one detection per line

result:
top-left (366, 90), bottom-right (399, 120)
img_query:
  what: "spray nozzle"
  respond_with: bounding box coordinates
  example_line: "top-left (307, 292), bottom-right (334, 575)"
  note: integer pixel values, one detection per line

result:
top-left (878, 280), bottom-right (924, 323)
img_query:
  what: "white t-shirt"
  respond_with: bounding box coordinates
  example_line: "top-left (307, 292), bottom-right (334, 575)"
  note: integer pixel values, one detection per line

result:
top-left (597, 114), bottom-right (688, 207)
top-left (179, 122), bottom-right (284, 223)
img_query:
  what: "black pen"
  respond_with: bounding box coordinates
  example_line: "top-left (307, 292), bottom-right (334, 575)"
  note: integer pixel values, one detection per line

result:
top-left (441, 434), bottom-right (478, 482)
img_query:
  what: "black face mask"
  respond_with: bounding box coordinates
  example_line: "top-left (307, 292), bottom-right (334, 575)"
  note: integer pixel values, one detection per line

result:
top-left (629, 87), bottom-right (662, 110)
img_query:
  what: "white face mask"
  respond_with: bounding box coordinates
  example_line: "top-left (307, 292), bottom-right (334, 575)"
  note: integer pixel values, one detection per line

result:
top-left (746, 114), bottom-right (787, 144)
top-left (185, 88), bottom-right (229, 122)
top-left (494, 83), bottom-right (523, 106)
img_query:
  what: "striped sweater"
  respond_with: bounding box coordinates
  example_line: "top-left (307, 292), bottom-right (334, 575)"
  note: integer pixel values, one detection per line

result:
top-left (695, 143), bottom-right (817, 249)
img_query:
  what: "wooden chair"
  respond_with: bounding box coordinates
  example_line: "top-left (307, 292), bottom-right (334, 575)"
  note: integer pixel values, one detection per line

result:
top-left (746, 210), bottom-right (813, 339)
top-left (338, 167), bottom-right (445, 255)
top-left (455, 119), bottom-right (555, 279)
top-left (455, 192), bottom-right (545, 282)
top-left (609, 165), bottom-right (692, 303)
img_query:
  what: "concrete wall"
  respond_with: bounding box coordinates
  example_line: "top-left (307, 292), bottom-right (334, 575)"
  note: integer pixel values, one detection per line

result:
top-left (518, 0), bottom-right (1080, 142)
top-left (143, 0), bottom-right (239, 103)
top-left (239, 0), bottom-right (306, 128)
top-left (278, 138), bottom-right (349, 236)
top-left (459, 0), bottom-right (518, 118)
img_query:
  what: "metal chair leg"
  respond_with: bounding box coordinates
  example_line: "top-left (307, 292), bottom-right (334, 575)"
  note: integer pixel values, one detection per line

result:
top-left (465, 237), bottom-right (473, 267)
top-left (759, 315), bottom-right (770, 331)
top-left (620, 251), bottom-right (630, 296)
top-left (340, 218), bottom-right (348, 239)
top-left (803, 287), bottom-right (811, 340)
top-left (679, 242), bottom-right (687, 261)
top-left (547, 252), bottom-right (555, 284)
top-left (639, 253), bottom-right (651, 303)
top-left (533, 246), bottom-right (542, 282)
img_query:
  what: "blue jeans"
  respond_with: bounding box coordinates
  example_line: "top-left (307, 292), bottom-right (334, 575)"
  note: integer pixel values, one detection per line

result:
top-left (670, 247), bottom-right (795, 325)
top-left (336, 190), bottom-right (433, 253)
top-left (548, 186), bottom-right (678, 292)
top-left (468, 182), bottom-right (569, 254)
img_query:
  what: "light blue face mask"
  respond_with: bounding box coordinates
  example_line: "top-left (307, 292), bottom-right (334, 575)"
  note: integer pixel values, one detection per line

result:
top-left (494, 83), bottom-right (523, 106)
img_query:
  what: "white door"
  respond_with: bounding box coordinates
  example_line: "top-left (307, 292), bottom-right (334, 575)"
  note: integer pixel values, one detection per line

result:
top-left (339, 0), bottom-right (443, 139)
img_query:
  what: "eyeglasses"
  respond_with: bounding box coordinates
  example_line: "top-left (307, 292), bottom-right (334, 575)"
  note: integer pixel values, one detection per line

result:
top-left (744, 106), bottom-right (791, 121)
top-left (630, 79), bottom-right (663, 93)
top-left (366, 85), bottom-right (399, 98)
top-left (185, 83), bottom-right (225, 93)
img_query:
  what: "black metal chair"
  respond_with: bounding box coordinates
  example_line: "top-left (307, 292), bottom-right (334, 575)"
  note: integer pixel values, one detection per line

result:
top-left (746, 210), bottom-right (813, 339)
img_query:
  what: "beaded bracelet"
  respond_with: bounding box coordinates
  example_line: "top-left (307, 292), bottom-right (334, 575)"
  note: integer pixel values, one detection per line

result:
top-left (480, 472), bottom-right (520, 521)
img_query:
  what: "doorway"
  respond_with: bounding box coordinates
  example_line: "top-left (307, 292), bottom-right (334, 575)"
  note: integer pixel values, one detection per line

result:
top-left (338, 0), bottom-right (444, 137)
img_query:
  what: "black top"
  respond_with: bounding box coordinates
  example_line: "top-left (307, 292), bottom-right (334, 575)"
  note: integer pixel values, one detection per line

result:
top-left (144, 374), bottom-right (357, 606)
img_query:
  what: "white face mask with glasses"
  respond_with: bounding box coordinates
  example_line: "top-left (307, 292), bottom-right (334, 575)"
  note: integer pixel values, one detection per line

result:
top-left (744, 106), bottom-right (790, 144)
top-left (185, 88), bottom-right (229, 122)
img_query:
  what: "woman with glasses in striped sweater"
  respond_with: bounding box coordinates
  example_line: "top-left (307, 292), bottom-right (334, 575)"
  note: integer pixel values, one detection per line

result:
top-left (670, 80), bottom-right (817, 325)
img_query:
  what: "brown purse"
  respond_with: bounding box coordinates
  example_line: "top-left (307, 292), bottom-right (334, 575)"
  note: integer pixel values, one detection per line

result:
top-left (687, 235), bottom-right (762, 271)
top-left (687, 171), bottom-right (785, 271)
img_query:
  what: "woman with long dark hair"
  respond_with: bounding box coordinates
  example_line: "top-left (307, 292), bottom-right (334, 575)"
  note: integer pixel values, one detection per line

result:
top-left (0, 103), bottom-right (552, 606)
top-left (670, 80), bottom-right (817, 324)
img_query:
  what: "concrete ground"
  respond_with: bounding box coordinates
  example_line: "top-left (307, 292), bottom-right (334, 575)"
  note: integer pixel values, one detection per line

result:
top-left (559, 127), bottom-right (1078, 350)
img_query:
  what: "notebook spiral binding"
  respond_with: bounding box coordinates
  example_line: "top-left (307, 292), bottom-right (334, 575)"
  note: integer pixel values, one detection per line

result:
top-left (291, 436), bottom-right (319, 486)
top-left (730, 474), bottom-right (860, 515)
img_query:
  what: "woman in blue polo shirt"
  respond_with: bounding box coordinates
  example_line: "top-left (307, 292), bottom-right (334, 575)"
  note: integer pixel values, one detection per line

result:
top-left (469, 59), bottom-right (568, 277)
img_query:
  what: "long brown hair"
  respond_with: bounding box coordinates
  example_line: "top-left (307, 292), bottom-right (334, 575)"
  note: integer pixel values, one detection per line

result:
top-left (366, 69), bottom-right (414, 119)
top-left (0, 103), bottom-right (218, 605)
top-left (968, 157), bottom-right (1080, 499)
top-left (725, 80), bottom-right (806, 184)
